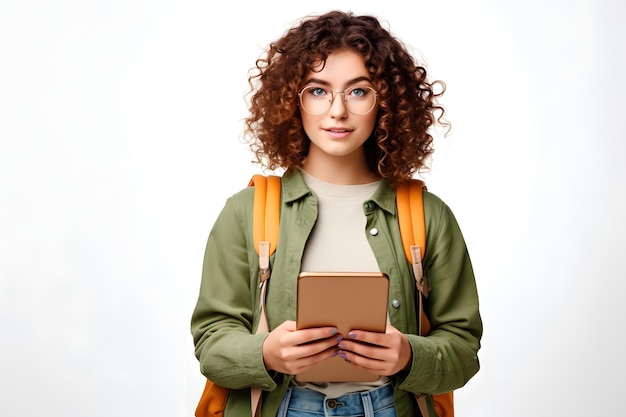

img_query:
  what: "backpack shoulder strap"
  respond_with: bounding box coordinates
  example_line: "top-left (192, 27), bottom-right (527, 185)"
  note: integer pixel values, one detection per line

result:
top-left (397, 179), bottom-right (427, 264)
top-left (247, 174), bottom-right (281, 417)
top-left (248, 174), bottom-right (281, 279)
top-left (398, 180), bottom-right (455, 417)
top-left (396, 179), bottom-right (431, 335)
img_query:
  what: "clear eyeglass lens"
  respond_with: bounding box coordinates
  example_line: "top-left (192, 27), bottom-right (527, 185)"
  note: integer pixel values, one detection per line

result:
top-left (299, 86), bottom-right (377, 115)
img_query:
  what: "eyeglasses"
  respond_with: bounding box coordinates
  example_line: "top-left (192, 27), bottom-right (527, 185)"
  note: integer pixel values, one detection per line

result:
top-left (298, 86), bottom-right (378, 116)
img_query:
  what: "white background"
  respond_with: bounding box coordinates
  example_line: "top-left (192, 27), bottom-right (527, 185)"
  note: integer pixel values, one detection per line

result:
top-left (1, 0), bottom-right (624, 416)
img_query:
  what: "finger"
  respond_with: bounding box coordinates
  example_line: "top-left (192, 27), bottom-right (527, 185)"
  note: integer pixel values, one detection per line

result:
top-left (279, 328), bottom-right (342, 362)
top-left (339, 329), bottom-right (411, 375)
top-left (338, 333), bottom-right (406, 363)
top-left (290, 346), bottom-right (341, 374)
top-left (344, 330), bottom-right (388, 349)
top-left (337, 339), bottom-right (385, 361)
top-left (264, 324), bottom-right (340, 374)
top-left (347, 323), bottom-right (401, 348)
top-left (336, 349), bottom-right (387, 374)
top-left (293, 326), bottom-right (340, 346)
top-left (294, 333), bottom-right (343, 358)
top-left (279, 339), bottom-right (343, 375)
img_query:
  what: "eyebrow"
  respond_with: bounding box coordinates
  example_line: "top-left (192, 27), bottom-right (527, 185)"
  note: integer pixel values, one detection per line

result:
top-left (303, 76), bottom-right (372, 87)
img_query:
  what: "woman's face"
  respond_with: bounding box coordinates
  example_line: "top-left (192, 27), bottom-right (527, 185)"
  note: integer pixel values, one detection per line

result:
top-left (299, 50), bottom-right (378, 164)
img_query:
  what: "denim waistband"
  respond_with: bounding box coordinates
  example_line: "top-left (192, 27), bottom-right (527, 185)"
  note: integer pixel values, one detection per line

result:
top-left (282, 383), bottom-right (395, 416)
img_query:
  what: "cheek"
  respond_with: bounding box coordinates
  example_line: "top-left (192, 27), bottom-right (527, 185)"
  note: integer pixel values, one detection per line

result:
top-left (300, 113), bottom-right (316, 136)
top-left (363, 113), bottom-right (378, 134)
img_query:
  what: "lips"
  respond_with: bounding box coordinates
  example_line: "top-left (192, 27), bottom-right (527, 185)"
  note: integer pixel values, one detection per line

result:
top-left (324, 128), bottom-right (353, 139)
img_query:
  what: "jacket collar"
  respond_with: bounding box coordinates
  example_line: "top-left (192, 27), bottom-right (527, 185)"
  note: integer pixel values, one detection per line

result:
top-left (281, 169), bottom-right (397, 215)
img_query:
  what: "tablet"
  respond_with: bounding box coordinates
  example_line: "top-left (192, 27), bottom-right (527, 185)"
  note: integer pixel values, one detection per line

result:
top-left (295, 271), bottom-right (389, 382)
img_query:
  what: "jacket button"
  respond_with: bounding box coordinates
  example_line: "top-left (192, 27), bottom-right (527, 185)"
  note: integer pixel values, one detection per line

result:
top-left (369, 228), bottom-right (379, 236)
top-left (326, 399), bottom-right (338, 409)
top-left (392, 299), bottom-right (401, 308)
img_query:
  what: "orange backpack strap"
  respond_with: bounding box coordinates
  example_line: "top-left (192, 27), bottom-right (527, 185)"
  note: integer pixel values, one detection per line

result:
top-left (250, 175), bottom-right (281, 416)
top-left (248, 174), bottom-right (281, 280)
top-left (397, 179), bottom-right (427, 278)
top-left (397, 179), bottom-right (455, 417)
top-left (396, 179), bottom-right (430, 335)
top-left (247, 174), bottom-right (280, 334)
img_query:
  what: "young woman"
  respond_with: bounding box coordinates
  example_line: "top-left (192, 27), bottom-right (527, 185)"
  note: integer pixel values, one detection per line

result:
top-left (191, 10), bottom-right (482, 417)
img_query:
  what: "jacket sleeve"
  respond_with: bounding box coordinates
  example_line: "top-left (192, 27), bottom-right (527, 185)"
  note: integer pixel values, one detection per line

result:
top-left (190, 191), bottom-right (277, 391)
top-left (398, 193), bottom-right (483, 395)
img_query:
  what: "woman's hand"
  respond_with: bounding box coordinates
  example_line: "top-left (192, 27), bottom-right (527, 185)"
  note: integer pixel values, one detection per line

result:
top-left (335, 323), bottom-right (412, 376)
top-left (262, 320), bottom-right (342, 375)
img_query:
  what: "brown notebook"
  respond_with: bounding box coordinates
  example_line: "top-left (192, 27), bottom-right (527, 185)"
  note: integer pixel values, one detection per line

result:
top-left (295, 271), bottom-right (390, 382)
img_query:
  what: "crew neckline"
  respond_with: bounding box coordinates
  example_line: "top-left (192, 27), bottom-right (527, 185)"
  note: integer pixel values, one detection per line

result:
top-left (300, 170), bottom-right (381, 197)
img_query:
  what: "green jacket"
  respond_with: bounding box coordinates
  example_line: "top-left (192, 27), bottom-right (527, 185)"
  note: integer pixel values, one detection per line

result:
top-left (191, 169), bottom-right (482, 416)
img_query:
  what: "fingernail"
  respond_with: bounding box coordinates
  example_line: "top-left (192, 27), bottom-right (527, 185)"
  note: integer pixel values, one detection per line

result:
top-left (338, 351), bottom-right (347, 360)
top-left (330, 329), bottom-right (338, 335)
top-left (348, 332), bottom-right (357, 339)
top-left (338, 342), bottom-right (346, 349)
top-left (335, 335), bottom-right (343, 343)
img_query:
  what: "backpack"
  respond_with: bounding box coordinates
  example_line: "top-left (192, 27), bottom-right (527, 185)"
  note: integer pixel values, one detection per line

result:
top-left (195, 174), bottom-right (453, 417)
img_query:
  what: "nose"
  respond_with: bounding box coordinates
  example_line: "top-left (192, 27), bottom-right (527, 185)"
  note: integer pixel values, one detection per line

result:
top-left (328, 91), bottom-right (348, 118)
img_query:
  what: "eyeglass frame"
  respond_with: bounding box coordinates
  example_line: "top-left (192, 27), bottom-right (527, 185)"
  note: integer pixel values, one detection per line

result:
top-left (297, 85), bottom-right (379, 116)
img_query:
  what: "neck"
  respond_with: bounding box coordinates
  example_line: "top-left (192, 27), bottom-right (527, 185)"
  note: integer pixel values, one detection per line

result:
top-left (302, 150), bottom-right (379, 185)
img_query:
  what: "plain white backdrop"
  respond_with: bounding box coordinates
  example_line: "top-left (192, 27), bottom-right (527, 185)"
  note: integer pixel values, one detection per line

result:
top-left (1, 0), bottom-right (625, 416)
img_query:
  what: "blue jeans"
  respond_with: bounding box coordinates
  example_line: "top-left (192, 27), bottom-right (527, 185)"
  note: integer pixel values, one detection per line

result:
top-left (276, 383), bottom-right (397, 417)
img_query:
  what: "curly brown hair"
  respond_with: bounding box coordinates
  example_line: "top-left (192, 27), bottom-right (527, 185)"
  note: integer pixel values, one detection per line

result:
top-left (244, 10), bottom-right (449, 186)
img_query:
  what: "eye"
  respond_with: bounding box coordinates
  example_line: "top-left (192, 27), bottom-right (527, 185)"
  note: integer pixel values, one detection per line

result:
top-left (347, 87), bottom-right (369, 98)
top-left (306, 87), bottom-right (329, 98)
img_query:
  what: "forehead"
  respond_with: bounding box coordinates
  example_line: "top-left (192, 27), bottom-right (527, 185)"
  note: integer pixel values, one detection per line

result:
top-left (306, 50), bottom-right (370, 85)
